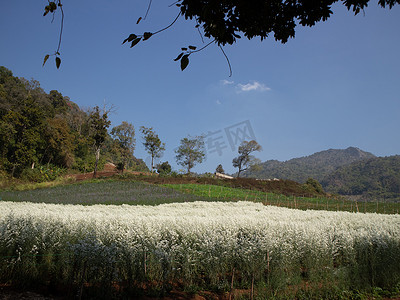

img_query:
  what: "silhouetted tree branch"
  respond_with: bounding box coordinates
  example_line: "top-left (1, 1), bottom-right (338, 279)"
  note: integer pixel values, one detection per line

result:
top-left (42, 0), bottom-right (400, 72)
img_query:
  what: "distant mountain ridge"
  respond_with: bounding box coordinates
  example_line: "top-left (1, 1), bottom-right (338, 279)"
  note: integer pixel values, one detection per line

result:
top-left (243, 147), bottom-right (376, 183)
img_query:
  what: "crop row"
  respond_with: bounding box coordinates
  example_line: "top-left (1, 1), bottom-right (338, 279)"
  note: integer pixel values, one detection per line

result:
top-left (165, 183), bottom-right (400, 214)
top-left (1, 201), bottom-right (399, 298)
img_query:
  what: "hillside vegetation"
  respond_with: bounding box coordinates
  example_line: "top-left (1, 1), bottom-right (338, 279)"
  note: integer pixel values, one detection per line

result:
top-left (244, 147), bottom-right (400, 202)
top-left (0, 66), bottom-right (147, 181)
top-left (243, 147), bottom-right (375, 183)
top-left (322, 155), bottom-right (400, 202)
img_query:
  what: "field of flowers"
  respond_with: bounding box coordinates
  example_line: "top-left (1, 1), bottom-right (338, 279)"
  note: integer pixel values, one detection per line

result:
top-left (1, 200), bottom-right (399, 299)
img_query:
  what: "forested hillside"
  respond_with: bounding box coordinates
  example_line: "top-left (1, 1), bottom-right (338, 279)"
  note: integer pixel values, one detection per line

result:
top-left (0, 66), bottom-right (147, 181)
top-left (243, 147), bottom-right (375, 183)
top-left (321, 156), bottom-right (400, 202)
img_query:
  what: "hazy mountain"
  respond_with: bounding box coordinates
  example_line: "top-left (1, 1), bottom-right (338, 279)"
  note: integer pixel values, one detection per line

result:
top-left (321, 155), bottom-right (400, 202)
top-left (243, 147), bottom-right (376, 183)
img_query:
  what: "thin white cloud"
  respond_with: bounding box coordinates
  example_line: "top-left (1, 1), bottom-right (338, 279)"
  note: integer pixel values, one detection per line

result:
top-left (221, 79), bottom-right (234, 85)
top-left (237, 81), bottom-right (271, 92)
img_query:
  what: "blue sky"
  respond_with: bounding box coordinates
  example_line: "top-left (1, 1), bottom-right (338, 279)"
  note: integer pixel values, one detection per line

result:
top-left (1, 1), bottom-right (400, 174)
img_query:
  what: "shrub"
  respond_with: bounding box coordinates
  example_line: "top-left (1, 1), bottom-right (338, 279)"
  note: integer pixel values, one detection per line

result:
top-left (20, 165), bottom-right (64, 182)
top-left (157, 161), bottom-right (172, 176)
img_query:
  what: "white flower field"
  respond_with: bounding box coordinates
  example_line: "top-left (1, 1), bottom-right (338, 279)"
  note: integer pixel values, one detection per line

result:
top-left (1, 200), bottom-right (399, 298)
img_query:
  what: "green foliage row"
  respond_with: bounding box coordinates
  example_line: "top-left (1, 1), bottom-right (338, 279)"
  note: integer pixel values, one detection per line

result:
top-left (0, 180), bottom-right (211, 205)
top-left (164, 183), bottom-right (400, 214)
top-left (139, 175), bottom-right (328, 198)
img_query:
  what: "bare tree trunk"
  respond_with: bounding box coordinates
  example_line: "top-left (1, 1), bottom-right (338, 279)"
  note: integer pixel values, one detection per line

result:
top-left (93, 147), bottom-right (100, 178)
top-left (229, 267), bottom-right (235, 300)
top-left (151, 155), bottom-right (154, 173)
top-left (251, 274), bottom-right (254, 300)
top-left (121, 155), bottom-right (126, 174)
top-left (11, 164), bottom-right (16, 178)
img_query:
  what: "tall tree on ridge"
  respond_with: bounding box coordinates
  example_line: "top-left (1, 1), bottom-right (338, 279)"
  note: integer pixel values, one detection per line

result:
top-left (233, 140), bottom-right (262, 178)
top-left (216, 164), bottom-right (225, 174)
top-left (88, 106), bottom-right (111, 178)
top-left (111, 121), bottom-right (135, 173)
top-left (175, 135), bottom-right (205, 174)
top-left (140, 126), bottom-right (165, 173)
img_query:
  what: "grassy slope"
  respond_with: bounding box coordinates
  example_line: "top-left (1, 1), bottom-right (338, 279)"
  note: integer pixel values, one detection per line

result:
top-left (164, 183), bottom-right (400, 214)
top-left (1, 178), bottom-right (399, 214)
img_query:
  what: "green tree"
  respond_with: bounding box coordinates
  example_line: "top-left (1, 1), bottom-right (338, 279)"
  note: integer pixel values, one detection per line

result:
top-left (175, 136), bottom-right (205, 174)
top-left (140, 126), bottom-right (165, 172)
top-left (88, 106), bottom-right (111, 178)
top-left (215, 164), bottom-right (225, 174)
top-left (111, 121), bottom-right (135, 173)
top-left (42, 117), bottom-right (75, 168)
top-left (157, 161), bottom-right (172, 176)
top-left (1, 95), bottom-right (45, 177)
top-left (48, 90), bottom-right (69, 116)
top-left (233, 140), bottom-right (262, 178)
top-left (0, 66), bottom-right (117, 178)
top-left (304, 177), bottom-right (325, 194)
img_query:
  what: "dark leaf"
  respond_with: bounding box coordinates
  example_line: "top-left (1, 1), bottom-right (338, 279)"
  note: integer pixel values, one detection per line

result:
top-left (55, 57), bottom-right (61, 69)
top-left (181, 47), bottom-right (188, 51)
top-left (188, 45), bottom-right (197, 50)
top-left (49, 2), bottom-right (56, 10)
top-left (130, 37), bottom-right (141, 48)
top-left (127, 34), bottom-right (137, 42)
top-left (143, 32), bottom-right (153, 40)
top-left (43, 54), bottom-right (50, 67)
top-left (174, 52), bottom-right (184, 61)
top-left (181, 55), bottom-right (189, 71)
top-left (123, 34), bottom-right (138, 44)
top-left (136, 17), bottom-right (142, 24)
top-left (195, 24), bottom-right (200, 28)
top-left (233, 33), bottom-right (241, 39)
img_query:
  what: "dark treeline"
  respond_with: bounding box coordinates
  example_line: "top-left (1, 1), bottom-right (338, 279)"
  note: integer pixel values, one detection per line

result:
top-left (0, 66), bottom-right (147, 181)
